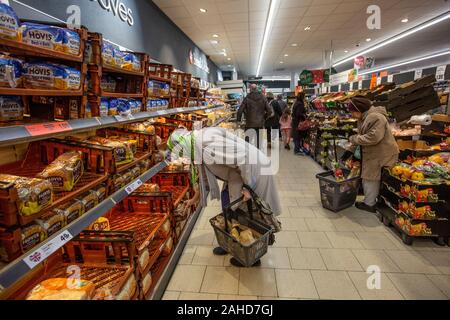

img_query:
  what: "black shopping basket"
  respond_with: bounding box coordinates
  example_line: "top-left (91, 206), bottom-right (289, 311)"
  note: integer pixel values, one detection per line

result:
top-left (316, 171), bottom-right (361, 212)
top-left (209, 197), bottom-right (272, 267)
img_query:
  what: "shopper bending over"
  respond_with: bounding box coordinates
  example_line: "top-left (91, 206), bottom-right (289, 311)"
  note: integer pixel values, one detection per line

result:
top-left (292, 92), bottom-right (308, 155)
top-left (348, 96), bottom-right (399, 213)
top-left (279, 108), bottom-right (292, 150)
top-left (167, 127), bottom-right (281, 267)
top-left (237, 84), bottom-right (274, 149)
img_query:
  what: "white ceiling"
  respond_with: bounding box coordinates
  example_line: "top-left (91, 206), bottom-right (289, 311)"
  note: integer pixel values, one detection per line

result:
top-left (153, 0), bottom-right (450, 77)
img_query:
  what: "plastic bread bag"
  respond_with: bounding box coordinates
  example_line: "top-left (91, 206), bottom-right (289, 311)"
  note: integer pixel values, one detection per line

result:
top-left (86, 136), bottom-right (133, 165)
top-left (23, 62), bottom-right (81, 90)
top-left (114, 48), bottom-right (125, 68)
top-left (102, 42), bottom-right (116, 66)
top-left (0, 3), bottom-right (21, 40)
top-left (61, 28), bottom-right (80, 55)
top-left (109, 98), bottom-right (131, 117)
top-left (36, 211), bottom-right (65, 237)
top-left (122, 52), bottom-right (141, 71)
top-left (0, 95), bottom-right (24, 122)
top-left (37, 151), bottom-right (84, 192)
top-left (26, 278), bottom-right (95, 300)
top-left (53, 199), bottom-right (84, 225)
top-left (76, 191), bottom-right (98, 213)
top-left (19, 22), bottom-right (65, 52)
top-left (0, 56), bottom-right (23, 88)
top-left (100, 97), bottom-right (109, 117)
top-left (21, 223), bottom-right (46, 252)
top-left (5, 175), bottom-right (54, 217)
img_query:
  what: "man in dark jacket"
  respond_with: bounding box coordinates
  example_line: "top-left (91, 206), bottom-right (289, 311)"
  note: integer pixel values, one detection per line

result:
top-left (277, 94), bottom-right (288, 113)
top-left (237, 84), bottom-right (274, 148)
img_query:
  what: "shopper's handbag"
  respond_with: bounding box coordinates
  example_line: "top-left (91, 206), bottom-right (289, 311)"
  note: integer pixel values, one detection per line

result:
top-left (297, 119), bottom-right (313, 131)
top-left (243, 185), bottom-right (282, 245)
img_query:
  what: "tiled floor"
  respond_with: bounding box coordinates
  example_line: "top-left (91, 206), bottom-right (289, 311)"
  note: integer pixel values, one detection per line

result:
top-left (164, 147), bottom-right (450, 300)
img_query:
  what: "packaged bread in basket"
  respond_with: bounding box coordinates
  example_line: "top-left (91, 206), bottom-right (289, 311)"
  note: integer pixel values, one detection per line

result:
top-left (26, 278), bottom-right (95, 300)
top-left (37, 151), bottom-right (84, 192)
top-left (0, 174), bottom-right (53, 216)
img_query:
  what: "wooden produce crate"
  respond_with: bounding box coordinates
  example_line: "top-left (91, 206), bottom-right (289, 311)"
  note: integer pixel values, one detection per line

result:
top-left (152, 122), bottom-right (179, 144)
top-left (140, 234), bottom-right (172, 300)
top-left (127, 191), bottom-right (174, 214)
top-left (0, 142), bottom-right (108, 227)
top-left (0, 227), bottom-right (21, 263)
top-left (151, 171), bottom-right (191, 189)
top-left (87, 32), bottom-right (148, 116)
top-left (8, 231), bottom-right (137, 300)
top-left (148, 63), bottom-right (173, 81)
top-left (106, 210), bottom-right (169, 277)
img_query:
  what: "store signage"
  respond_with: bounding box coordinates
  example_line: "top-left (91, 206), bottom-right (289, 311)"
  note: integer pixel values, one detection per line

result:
top-left (436, 65), bottom-right (447, 81)
top-left (25, 121), bottom-right (72, 136)
top-left (354, 56), bottom-right (375, 70)
top-left (189, 49), bottom-right (210, 74)
top-left (90, 0), bottom-right (134, 26)
top-left (354, 56), bottom-right (365, 70)
top-left (23, 230), bottom-right (73, 269)
top-left (329, 69), bottom-right (358, 86)
top-left (414, 69), bottom-right (423, 80)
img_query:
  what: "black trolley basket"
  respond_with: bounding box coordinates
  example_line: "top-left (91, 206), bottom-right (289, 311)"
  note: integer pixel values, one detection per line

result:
top-left (209, 197), bottom-right (272, 267)
top-left (316, 170), bottom-right (361, 212)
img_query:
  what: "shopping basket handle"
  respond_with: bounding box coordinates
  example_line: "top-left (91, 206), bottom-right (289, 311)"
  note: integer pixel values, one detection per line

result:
top-left (223, 196), bottom-right (244, 233)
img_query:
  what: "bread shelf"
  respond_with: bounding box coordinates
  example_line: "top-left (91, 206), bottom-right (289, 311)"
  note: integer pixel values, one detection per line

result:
top-left (0, 87), bottom-right (84, 97)
top-left (103, 65), bottom-right (146, 77)
top-left (148, 94), bottom-right (171, 99)
top-left (102, 92), bottom-right (144, 99)
top-left (0, 105), bottom-right (225, 148)
top-left (0, 38), bottom-right (84, 63)
top-left (148, 75), bottom-right (172, 83)
top-left (0, 160), bottom-right (168, 293)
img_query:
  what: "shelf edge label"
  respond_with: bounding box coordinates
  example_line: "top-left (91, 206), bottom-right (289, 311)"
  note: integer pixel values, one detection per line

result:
top-left (25, 122), bottom-right (72, 136)
top-left (125, 179), bottom-right (143, 195)
top-left (23, 230), bottom-right (73, 269)
top-left (387, 75), bottom-right (394, 83)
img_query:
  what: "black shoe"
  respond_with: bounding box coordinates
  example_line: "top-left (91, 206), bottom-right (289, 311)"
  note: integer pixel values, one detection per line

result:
top-left (230, 257), bottom-right (261, 268)
top-left (213, 247), bottom-right (228, 256)
top-left (285, 144), bottom-right (291, 150)
top-left (355, 202), bottom-right (377, 213)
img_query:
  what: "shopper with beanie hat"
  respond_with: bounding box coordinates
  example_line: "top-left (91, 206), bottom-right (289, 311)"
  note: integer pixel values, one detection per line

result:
top-left (348, 96), bottom-right (399, 213)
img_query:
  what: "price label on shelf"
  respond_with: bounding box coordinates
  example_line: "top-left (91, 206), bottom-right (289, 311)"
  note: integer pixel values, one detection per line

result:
top-left (358, 81), bottom-right (363, 90)
top-left (387, 75), bottom-right (394, 83)
top-left (114, 114), bottom-right (134, 122)
top-left (414, 69), bottom-right (423, 80)
top-left (125, 179), bottom-right (143, 195)
top-left (23, 230), bottom-right (73, 269)
top-left (436, 65), bottom-right (447, 81)
top-left (25, 121), bottom-right (72, 136)
top-left (376, 77), bottom-right (382, 86)
top-left (338, 84), bottom-right (342, 92)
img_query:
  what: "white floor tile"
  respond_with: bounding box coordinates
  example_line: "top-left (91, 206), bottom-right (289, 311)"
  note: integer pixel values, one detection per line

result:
top-left (387, 273), bottom-right (447, 300)
top-left (276, 269), bottom-right (319, 299)
top-left (311, 270), bottom-right (361, 300)
top-left (348, 272), bottom-right (404, 300)
top-left (319, 248), bottom-right (363, 271)
top-left (297, 231), bottom-right (333, 248)
top-left (239, 268), bottom-right (278, 297)
top-left (201, 266), bottom-right (240, 294)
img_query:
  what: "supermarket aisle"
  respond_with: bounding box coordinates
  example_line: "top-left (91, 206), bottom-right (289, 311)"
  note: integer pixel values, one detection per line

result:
top-left (164, 147), bottom-right (450, 300)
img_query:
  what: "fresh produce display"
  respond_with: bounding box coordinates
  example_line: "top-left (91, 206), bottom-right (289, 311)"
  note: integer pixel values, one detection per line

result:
top-left (398, 201), bottom-right (437, 220)
top-left (395, 217), bottom-right (433, 236)
top-left (389, 153), bottom-right (450, 184)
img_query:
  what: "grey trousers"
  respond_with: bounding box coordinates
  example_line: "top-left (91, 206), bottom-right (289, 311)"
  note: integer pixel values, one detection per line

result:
top-left (362, 179), bottom-right (381, 207)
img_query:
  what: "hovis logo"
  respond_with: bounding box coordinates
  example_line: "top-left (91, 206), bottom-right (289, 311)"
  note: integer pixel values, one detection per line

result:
top-left (90, 0), bottom-right (134, 26)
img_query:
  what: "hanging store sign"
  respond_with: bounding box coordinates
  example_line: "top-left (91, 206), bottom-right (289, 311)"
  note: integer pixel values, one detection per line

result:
top-left (329, 69), bottom-right (358, 86)
top-left (354, 56), bottom-right (375, 70)
top-left (90, 0), bottom-right (134, 26)
top-left (436, 65), bottom-right (447, 81)
top-left (189, 49), bottom-right (210, 74)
